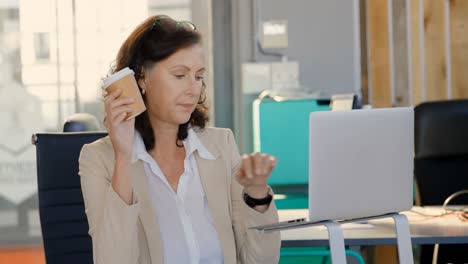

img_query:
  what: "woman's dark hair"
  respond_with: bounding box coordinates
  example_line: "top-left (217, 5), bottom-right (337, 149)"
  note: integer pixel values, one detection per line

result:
top-left (114, 15), bottom-right (209, 151)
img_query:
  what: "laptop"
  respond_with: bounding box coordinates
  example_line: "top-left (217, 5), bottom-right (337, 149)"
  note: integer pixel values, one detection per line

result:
top-left (252, 107), bottom-right (414, 230)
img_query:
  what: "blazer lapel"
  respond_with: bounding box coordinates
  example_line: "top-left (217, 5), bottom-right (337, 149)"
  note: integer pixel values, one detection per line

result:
top-left (131, 160), bottom-right (163, 264)
top-left (195, 131), bottom-right (237, 263)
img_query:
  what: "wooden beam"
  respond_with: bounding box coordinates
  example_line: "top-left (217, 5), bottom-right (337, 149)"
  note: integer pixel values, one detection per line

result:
top-left (450, 0), bottom-right (468, 99)
top-left (360, 0), bottom-right (369, 105)
top-left (424, 0), bottom-right (448, 101)
top-left (366, 3), bottom-right (398, 260)
top-left (368, 0), bottom-right (392, 108)
top-left (393, 0), bottom-right (410, 106)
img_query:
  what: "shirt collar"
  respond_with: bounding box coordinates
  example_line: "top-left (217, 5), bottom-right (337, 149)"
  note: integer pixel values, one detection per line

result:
top-left (131, 127), bottom-right (216, 163)
top-left (184, 127), bottom-right (216, 160)
top-left (132, 131), bottom-right (150, 163)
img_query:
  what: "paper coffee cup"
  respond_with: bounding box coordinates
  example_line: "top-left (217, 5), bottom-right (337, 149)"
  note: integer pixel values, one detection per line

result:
top-left (102, 67), bottom-right (146, 120)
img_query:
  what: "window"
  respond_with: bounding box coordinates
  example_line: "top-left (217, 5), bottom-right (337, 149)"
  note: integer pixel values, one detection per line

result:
top-left (0, 1), bottom-right (212, 260)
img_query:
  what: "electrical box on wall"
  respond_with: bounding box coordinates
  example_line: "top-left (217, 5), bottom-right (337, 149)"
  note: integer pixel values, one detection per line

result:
top-left (270, 61), bottom-right (299, 91)
top-left (242, 61), bottom-right (300, 94)
top-left (260, 20), bottom-right (288, 49)
top-left (242, 63), bottom-right (271, 94)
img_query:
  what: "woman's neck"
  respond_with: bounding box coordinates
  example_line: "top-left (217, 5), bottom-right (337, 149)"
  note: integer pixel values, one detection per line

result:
top-left (150, 119), bottom-right (185, 159)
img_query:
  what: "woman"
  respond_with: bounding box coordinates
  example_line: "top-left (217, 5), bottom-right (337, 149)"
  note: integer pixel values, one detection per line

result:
top-left (79, 15), bottom-right (281, 264)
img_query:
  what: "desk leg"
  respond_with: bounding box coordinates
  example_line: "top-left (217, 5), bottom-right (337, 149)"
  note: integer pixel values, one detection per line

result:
top-left (392, 214), bottom-right (414, 264)
top-left (324, 222), bottom-right (347, 264)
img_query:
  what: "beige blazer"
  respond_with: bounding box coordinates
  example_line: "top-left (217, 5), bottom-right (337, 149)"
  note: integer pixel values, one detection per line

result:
top-left (79, 127), bottom-right (281, 264)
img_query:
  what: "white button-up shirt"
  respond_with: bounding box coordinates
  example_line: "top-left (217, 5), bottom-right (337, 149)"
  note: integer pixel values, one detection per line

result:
top-left (132, 128), bottom-right (223, 264)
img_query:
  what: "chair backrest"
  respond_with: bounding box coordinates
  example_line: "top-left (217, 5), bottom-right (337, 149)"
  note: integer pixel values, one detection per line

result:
top-left (414, 100), bottom-right (468, 205)
top-left (63, 113), bottom-right (102, 132)
top-left (33, 132), bottom-right (107, 264)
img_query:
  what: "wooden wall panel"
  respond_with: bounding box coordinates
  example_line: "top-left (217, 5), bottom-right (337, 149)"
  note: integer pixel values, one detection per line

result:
top-left (411, 0), bottom-right (423, 105)
top-left (360, 0), bottom-right (468, 108)
top-left (393, 0), bottom-right (410, 106)
top-left (424, 0), bottom-right (448, 101)
top-left (368, 0), bottom-right (392, 108)
top-left (450, 0), bottom-right (468, 99)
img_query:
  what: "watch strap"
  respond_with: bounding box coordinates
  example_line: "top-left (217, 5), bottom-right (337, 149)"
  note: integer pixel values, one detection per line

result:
top-left (243, 191), bottom-right (273, 208)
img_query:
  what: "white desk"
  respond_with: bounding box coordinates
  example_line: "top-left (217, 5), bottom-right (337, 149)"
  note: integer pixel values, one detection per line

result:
top-left (278, 207), bottom-right (468, 247)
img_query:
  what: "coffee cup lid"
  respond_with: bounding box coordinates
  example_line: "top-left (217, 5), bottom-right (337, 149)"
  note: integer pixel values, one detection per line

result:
top-left (102, 67), bottom-right (135, 89)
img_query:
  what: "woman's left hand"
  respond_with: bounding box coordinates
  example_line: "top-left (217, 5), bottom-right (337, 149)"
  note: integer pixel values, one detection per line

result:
top-left (235, 152), bottom-right (277, 198)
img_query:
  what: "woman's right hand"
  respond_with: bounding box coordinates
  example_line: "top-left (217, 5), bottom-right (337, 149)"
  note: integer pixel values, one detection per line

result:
top-left (103, 88), bottom-right (136, 161)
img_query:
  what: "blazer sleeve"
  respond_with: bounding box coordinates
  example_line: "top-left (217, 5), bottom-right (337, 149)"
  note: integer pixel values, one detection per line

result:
top-left (227, 130), bottom-right (281, 264)
top-left (79, 142), bottom-right (140, 264)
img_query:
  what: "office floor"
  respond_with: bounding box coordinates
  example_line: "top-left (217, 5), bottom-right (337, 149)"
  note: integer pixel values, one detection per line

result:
top-left (0, 247), bottom-right (45, 264)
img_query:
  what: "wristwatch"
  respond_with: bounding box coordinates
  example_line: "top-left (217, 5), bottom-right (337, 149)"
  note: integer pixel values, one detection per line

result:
top-left (243, 191), bottom-right (273, 208)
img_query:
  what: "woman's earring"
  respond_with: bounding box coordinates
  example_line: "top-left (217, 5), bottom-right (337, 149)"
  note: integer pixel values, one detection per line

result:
top-left (142, 89), bottom-right (146, 95)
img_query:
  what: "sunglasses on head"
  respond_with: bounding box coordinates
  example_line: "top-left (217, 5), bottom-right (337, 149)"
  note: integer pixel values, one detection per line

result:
top-left (151, 16), bottom-right (196, 32)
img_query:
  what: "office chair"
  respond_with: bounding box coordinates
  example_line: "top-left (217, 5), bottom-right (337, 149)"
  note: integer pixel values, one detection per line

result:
top-left (33, 112), bottom-right (106, 263)
top-left (414, 99), bottom-right (468, 263)
top-left (63, 113), bottom-right (101, 132)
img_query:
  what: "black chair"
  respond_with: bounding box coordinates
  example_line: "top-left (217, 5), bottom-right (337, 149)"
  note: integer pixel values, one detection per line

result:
top-left (32, 132), bottom-right (107, 263)
top-left (63, 113), bottom-right (102, 132)
top-left (414, 99), bottom-right (468, 263)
